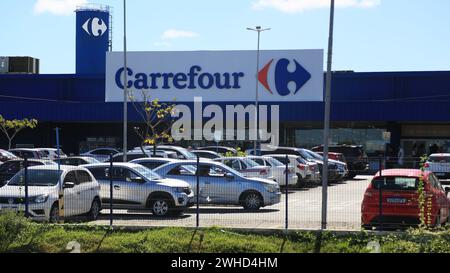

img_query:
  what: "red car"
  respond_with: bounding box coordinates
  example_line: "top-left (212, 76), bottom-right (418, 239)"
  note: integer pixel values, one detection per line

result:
top-left (361, 169), bottom-right (450, 229)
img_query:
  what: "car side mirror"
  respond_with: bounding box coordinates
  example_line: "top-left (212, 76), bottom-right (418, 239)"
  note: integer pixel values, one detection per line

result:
top-left (63, 182), bottom-right (75, 189)
top-left (132, 177), bottom-right (144, 183)
top-left (225, 173), bottom-right (235, 180)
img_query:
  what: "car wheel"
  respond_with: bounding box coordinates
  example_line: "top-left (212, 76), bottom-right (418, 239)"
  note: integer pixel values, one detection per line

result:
top-left (49, 204), bottom-right (60, 223)
top-left (150, 198), bottom-right (171, 217)
top-left (242, 192), bottom-right (262, 210)
top-left (88, 199), bottom-right (101, 221)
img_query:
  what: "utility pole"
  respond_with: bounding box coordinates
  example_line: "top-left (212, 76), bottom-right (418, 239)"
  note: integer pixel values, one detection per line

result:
top-left (122, 0), bottom-right (128, 162)
top-left (321, 0), bottom-right (335, 230)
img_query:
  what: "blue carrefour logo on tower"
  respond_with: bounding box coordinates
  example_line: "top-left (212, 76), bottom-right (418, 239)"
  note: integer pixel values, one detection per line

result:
top-left (82, 17), bottom-right (108, 37)
top-left (258, 58), bottom-right (312, 96)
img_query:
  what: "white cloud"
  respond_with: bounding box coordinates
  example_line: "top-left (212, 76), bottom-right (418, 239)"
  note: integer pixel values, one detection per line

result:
top-left (161, 29), bottom-right (199, 40)
top-left (34, 0), bottom-right (88, 16)
top-left (252, 0), bottom-right (380, 13)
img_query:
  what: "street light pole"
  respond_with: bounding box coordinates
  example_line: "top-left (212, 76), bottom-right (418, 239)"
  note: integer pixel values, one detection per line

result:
top-left (321, 0), bottom-right (335, 231)
top-left (247, 26), bottom-right (270, 156)
top-left (123, 0), bottom-right (128, 162)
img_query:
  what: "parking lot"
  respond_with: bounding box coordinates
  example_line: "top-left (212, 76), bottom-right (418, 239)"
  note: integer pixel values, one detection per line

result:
top-left (90, 175), bottom-right (372, 231)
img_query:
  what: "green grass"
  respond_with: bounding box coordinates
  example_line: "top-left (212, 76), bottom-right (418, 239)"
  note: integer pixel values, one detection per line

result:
top-left (1, 212), bottom-right (450, 253)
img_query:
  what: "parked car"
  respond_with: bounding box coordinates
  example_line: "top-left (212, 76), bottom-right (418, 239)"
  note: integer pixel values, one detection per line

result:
top-left (266, 154), bottom-right (321, 187)
top-left (131, 158), bottom-right (181, 170)
top-left (316, 152), bottom-right (347, 164)
top-left (0, 159), bottom-right (57, 187)
top-left (246, 156), bottom-right (297, 187)
top-left (139, 145), bottom-right (197, 160)
top-left (9, 148), bottom-right (47, 159)
top-left (35, 148), bottom-right (68, 160)
top-left (83, 163), bottom-right (194, 216)
top-left (361, 169), bottom-right (450, 230)
top-left (425, 154), bottom-right (450, 181)
top-left (153, 160), bottom-right (281, 210)
top-left (54, 156), bottom-right (100, 166)
top-left (303, 149), bottom-right (349, 181)
top-left (190, 150), bottom-right (221, 160)
top-left (0, 165), bottom-right (102, 222)
top-left (81, 148), bottom-right (120, 162)
top-left (197, 146), bottom-right (237, 155)
top-left (0, 149), bottom-right (20, 164)
top-left (108, 150), bottom-right (177, 162)
top-left (259, 147), bottom-right (340, 183)
top-left (213, 157), bottom-right (273, 181)
top-left (312, 145), bottom-right (369, 179)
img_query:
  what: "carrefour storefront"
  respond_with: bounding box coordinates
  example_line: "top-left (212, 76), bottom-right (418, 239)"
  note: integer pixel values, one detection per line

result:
top-left (0, 5), bottom-right (449, 159)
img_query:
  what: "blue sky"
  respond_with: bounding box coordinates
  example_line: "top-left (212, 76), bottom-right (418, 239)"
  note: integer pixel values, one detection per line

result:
top-left (1, 0), bottom-right (449, 74)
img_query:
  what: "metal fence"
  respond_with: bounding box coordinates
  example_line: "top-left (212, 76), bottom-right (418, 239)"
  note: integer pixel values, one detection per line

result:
top-left (0, 154), bottom-right (449, 232)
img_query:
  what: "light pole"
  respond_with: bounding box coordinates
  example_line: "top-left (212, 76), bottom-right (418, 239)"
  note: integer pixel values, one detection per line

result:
top-left (123, 0), bottom-right (128, 162)
top-left (321, 0), bottom-right (335, 230)
top-left (247, 26), bottom-right (270, 156)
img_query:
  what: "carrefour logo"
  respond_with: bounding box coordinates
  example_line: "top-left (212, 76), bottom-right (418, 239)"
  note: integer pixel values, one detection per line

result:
top-left (82, 17), bottom-right (108, 37)
top-left (114, 58), bottom-right (312, 97)
top-left (258, 58), bottom-right (311, 96)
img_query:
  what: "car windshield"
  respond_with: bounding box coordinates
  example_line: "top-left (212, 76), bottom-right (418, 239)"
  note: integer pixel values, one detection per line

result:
top-left (429, 156), bottom-right (450, 163)
top-left (8, 169), bottom-right (62, 187)
top-left (242, 158), bottom-right (259, 168)
top-left (133, 165), bottom-right (162, 180)
top-left (372, 176), bottom-right (419, 191)
top-left (265, 157), bottom-right (284, 167)
top-left (299, 150), bottom-right (316, 161)
top-left (306, 150), bottom-right (324, 160)
top-left (83, 157), bottom-right (100, 164)
top-left (1, 150), bottom-right (16, 158)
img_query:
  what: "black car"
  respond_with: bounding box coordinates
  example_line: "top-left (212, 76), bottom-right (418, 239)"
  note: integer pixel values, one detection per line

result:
top-left (312, 145), bottom-right (369, 179)
top-left (0, 159), bottom-right (56, 187)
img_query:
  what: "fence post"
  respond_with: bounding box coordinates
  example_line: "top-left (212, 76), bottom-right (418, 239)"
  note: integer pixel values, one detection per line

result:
top-left (196, 155), bottom-right (200, 228)
top-left (109, 154), bottom-right (113, 227)
top-left (285, 155), bottom-right (289, 231)
top-left (24, 157), bottom-right (29, 218)
top-left (379, 156), bottom-right (383, 231)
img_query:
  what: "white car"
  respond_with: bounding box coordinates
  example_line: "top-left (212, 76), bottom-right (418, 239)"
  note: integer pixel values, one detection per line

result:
top-left (425, 154), bottom-right (450, 181)
top-left (130, 158), bottom-right (181, 170)
top-left (0, 165), bottom-right (101, 222)
top-left (213, 157), bottom-right (273, 180)
top-left (9, 148), bottom-right (48, 159)
top-left (81, 148), bottom-right (120, 162)
top-left (109, 150), bottom-right (178, 162)
top-left (266, 154), bottom-right (321, 186)
top-left (246, 156), bottom-right (297, 186)
top-left (35, 148), bottom-right (68, 160)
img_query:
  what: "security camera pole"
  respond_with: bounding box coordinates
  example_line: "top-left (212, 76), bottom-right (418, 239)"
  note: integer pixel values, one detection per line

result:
top-left (123, 0), bottom-right (128, 162)
top-left (247, 26), bottom-right (270, 156)
top-left (321, 0), bottom-right (335, 230)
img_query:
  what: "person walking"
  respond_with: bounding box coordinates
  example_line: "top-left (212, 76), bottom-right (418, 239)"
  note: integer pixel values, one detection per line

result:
top-left (397, 146), bottom-right (405, 167)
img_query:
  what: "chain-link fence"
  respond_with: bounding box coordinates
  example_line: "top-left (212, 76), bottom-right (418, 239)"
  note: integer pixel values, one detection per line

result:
top-left (0, 153), bottom-right (449, 231)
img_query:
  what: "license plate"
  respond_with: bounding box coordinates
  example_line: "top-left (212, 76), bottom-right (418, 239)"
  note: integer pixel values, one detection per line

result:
top-left (387, 198), bottom-right (407, 204)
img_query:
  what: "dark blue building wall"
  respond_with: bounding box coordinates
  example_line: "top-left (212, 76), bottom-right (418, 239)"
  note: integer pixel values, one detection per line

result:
top-left (0, 71), bottom-right (449, 122)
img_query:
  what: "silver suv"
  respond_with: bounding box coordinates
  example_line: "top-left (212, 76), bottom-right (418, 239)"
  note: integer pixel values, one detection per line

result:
top-left (83, 163), bottom-right (194, 216)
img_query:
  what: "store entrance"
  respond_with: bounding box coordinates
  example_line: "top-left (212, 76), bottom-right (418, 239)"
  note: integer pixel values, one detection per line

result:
top-left (401, 139), bottom-right (450, 157)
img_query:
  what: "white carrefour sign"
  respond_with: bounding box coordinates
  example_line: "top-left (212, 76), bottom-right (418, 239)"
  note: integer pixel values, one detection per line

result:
top-left (105, 50), bottom-right (323, 102)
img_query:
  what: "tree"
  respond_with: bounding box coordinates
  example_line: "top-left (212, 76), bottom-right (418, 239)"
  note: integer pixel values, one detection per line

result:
top-left (0, 115), bottom-right (38, 150)
top-left (130, 91), bottom-right (177, 154)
